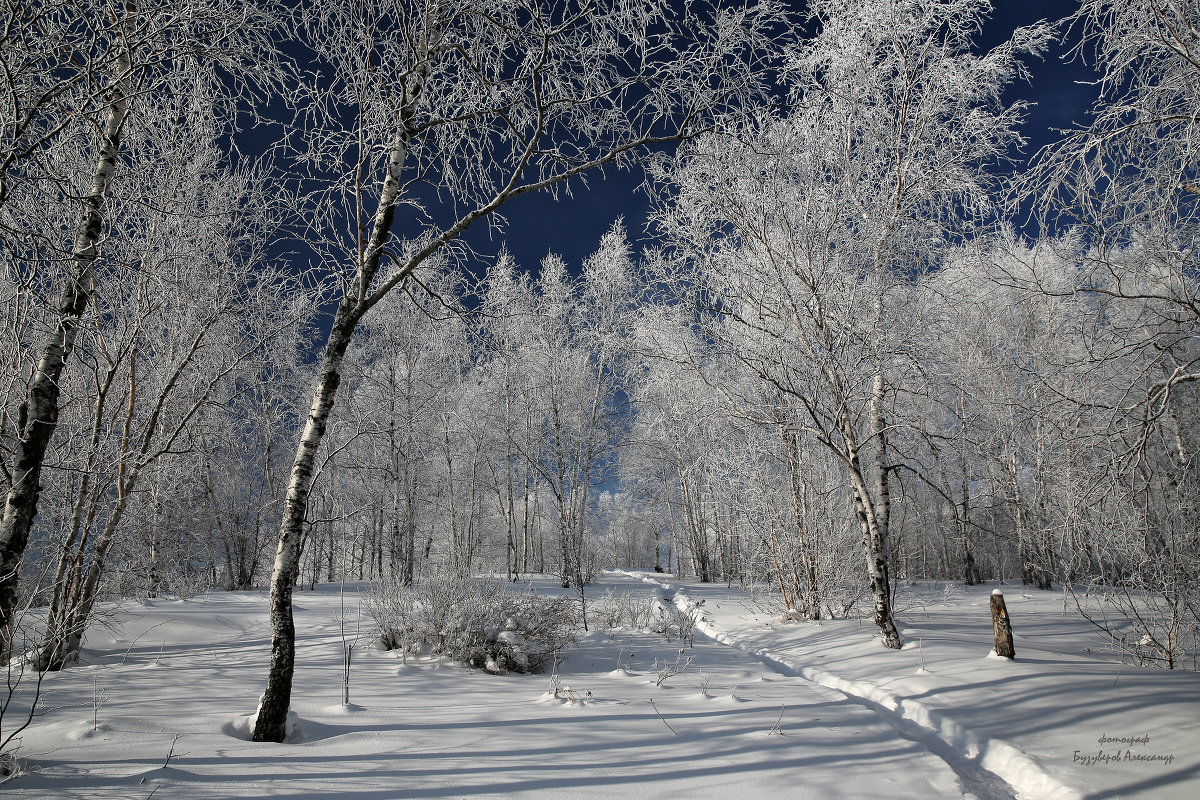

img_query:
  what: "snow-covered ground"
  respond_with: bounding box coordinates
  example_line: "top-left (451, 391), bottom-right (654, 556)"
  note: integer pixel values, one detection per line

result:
top-left (3, 571), bottom-right (1197, 799)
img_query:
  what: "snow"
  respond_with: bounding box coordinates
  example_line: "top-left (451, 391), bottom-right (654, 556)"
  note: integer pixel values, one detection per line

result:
top-left (620, 571), bottom-right (1199, 800)
top-left (3, 572), bottom-right (1198, 799)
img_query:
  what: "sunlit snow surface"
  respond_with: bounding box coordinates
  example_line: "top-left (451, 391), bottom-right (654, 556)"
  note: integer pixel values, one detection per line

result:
top-left (5, 571), bottom-right (1197, 799)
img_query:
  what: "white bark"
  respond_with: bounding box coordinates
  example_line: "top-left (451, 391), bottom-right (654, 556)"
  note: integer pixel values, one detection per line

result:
top-left (252, 0), bottom-right (784, 741)
top-left (0, 17), bottom-right (132, 650)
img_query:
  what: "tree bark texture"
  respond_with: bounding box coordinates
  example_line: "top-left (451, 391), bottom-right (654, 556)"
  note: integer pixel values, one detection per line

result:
top-left (784, 430), bottom-right (820, 620)
top-left (0, 26), bottom-right (131, 653)
top-left (865, 372), bottom-right (902, 649)
top-left (990, 590), bottom-right (1015, 659)
top-left (840, 405), bottom-right (902, 650)
top-left (254, 82), bottom-right (424, 740)
top-left (252, 312), bottom-right (354, 742)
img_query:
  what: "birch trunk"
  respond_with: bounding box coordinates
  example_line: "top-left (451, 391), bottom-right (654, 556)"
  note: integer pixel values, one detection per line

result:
top-left (254, 0), bottom-right (445, 738)
top-left (848, 464), bottom-right (902, 649)
top-left (819, 351), bottom-right (901, 648)
top-left (784, 431), bottom-right (820, 620)
top-left (254, 98), bottom-right (422, 741)
top-left (249, 0), bottom-right (776, 740)
top-left (839, 387), bottom-right (902, 650)
top-left (557, 486), bottom-right (573, 588)
top-left (0, 24), bottom-right (131, 653)
top-left (40, 370), bottom-right (116, 667)
top-left (253, 309), bottom-right (356, 742)
top-left (41, 493), bottom-right (128, 669)
top-left (865, 371), bottom-right (902, 649)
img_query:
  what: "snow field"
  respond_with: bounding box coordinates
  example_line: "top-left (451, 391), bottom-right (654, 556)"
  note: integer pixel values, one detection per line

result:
top-left (620, 570), bottom-right (1199, 800)
top-left (3, 572), bottom-right (1197, 799)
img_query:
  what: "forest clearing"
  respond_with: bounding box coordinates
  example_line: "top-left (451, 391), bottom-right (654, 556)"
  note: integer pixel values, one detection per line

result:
top-left (4, 571), bottom-right (1196, 799)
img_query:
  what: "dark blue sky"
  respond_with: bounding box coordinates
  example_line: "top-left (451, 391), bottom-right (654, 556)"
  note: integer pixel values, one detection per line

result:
top-left (468, 0), bottom-right (1098, 274)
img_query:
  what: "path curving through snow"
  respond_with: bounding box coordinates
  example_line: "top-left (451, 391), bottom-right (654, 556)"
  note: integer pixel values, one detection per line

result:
top-left (618, 569), bottom-right (1079, 800)
top-left (6, 572), bottom-right (1195, 798)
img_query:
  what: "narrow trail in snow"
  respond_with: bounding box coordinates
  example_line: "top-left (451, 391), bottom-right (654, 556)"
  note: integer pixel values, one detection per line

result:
top-left (618, 570), bottom-right (1020, 800)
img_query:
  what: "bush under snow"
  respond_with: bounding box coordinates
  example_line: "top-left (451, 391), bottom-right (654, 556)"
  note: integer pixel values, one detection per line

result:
top-left (364, 575), bottom-right (577, 674)
top-left (592, 589), bottom-right (697, 645)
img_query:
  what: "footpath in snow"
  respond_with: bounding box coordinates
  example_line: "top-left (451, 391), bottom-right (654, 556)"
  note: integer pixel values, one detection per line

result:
top-left (2, 571), bottom-right (1196, 799)
top-left (0, 575), bottom-right (1027, 800)
top-left (619, 569), bottom-right (1200, 800)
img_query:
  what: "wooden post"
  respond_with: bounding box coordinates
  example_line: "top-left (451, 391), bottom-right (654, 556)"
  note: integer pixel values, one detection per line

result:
top-left (990, 589), bottom-right (1015, 659)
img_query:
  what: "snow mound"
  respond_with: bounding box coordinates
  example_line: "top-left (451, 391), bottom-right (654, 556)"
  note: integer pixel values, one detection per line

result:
top-left (226, 707), bottom-right (302, 743)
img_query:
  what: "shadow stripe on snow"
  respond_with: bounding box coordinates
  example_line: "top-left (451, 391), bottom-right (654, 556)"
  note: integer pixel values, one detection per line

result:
top-left (615, 569), bottom-right (1081, 800)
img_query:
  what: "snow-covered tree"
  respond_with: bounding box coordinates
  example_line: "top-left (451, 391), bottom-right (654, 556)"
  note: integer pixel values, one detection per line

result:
top-left (28, 93), bottom-right (307, 670)
top-left (252, 0), bottom-right (787, 742)
top-left (654, 0), bottom-right (1049, 648)
top-left (0, 0), bottom-right (287, 657)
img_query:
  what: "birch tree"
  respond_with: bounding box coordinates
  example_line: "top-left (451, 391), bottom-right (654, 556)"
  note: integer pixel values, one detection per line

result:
top-left (907, 238), bottom-right (1088, 585)
top-left (627, 327), bottom-right (729, 583)
top-left (477, 254), bottom-right (542, 582)
top-left (200, 343), bottom-right (309, 592)
top-left (0, 0), bottom-right (135, 211)
top-left (1025, 0), bottom-right (1200, 448)
top-left (349, 286), bottom-right (452, 586)
top-left (0, 0), bottom-right (285, 655)
top-left (1018, 0), bottom-right (1200, 666)
top-left (254, 0), bottom-right (786, 741)
top-left (522, 229), bottom-right (634, 588)
top-left (30, 94), bottom-right (306, 669)
top-left (655, 0), bottom-right (1048, 648)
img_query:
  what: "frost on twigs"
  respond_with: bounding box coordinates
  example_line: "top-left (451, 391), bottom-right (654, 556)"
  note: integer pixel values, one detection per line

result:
top-left (0, 750), bottom-right (22, 781)
top-left (591, 589), bottom-right (657, 630)
top-left (591, 590), bottom-right (697, 645)
top-left (364, 575), bottom-right (577, 674)
top-left (545, 673), bottom-right (591, 704)
top-left (654, 649), bottom-right (693, 687)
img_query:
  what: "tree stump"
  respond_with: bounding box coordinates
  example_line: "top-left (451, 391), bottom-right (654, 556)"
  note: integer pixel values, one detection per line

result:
top-left (990, 589), bottom-right (1015, 659)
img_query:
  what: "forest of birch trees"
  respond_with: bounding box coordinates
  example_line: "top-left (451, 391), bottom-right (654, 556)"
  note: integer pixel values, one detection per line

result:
top-left (2, 0), bottom-right (1199, 741)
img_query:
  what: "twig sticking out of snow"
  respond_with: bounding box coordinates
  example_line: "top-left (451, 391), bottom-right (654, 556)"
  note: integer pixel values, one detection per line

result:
top-left (121, 619), bottom-right (176, 666)
top-left (655, 649), bottom-right (692, 686)
top-left (162, 733), bottom-right (186, 768)
top-left (91, 677), bottom-right (108, 732)
top-left (547, 672), bottom-right (590, 702)
top-left (768, 704), bottom-right (786, 735)
top-left (650, 698), bottom-right (677, 735)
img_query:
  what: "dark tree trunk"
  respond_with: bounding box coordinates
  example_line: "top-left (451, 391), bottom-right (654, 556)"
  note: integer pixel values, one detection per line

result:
top-left (253, 311), bottom-right (355, 743)
top-left (0, 32), bottom-right (131, 653)
top-left (990, 590), bottom-right (1015, 659)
